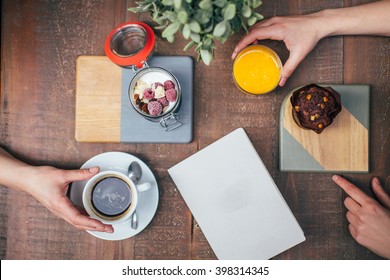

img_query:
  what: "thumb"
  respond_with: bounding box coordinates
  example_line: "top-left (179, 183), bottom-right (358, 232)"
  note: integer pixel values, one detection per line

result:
top-left (64, 166), bottom-right (100, 183)
top-left (372, 177), bottom-right (390, 208)
top-left (279, 50), bottom-right (304, 87)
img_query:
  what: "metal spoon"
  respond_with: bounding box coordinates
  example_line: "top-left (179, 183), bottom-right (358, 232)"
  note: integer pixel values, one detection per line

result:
top-left (131, 210), bottom-right (138, 230)
top-left (128, 161), bottom-right (142, 230)
top-left (128, 161), bottom-right (142, 184)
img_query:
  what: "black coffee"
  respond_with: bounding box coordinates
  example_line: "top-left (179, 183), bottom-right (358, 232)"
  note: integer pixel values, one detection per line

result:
top-left (91, 177), bottom-right (132, 217)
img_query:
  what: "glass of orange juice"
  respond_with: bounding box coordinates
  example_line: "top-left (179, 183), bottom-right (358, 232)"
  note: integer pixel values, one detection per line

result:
top-left (233, 45), bottom-right (282, 95)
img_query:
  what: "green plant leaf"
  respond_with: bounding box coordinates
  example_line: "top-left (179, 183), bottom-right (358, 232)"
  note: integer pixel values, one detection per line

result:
top-left (189, 20), bottom-right (201, 33)
top-left (162, 21), bottom-right (181, 38)
top-left (195, 41), bottom-right (203, 51)
top-left (174, 0), bottom-right (182, 9)
top-left (203, 37), bottom-right (213, 48)
top-left (164, 11), bottom-right (177, 21)
top-left (203, 22), bottom-right (214, 34)
top-left (166, 35), bottom-right (175, 43)
top-left (199, 0), bottom-right (212, 10)
top-left (213, 20), bottom-right (228, 37)
top-left (194, 9), bottom-right (212, 24)
top-left (128, 0), bottom-right (263, 65)
top-left (223, 3), bottom-right (236, 20)
top-left (251, 0), bottom-right (262, 8)
top-left (154, 17), bottom-right (164, 25)
top-left (155, 24), bottom-right (168, 30)
top-left (218, 22), bottom-right (231, 43)
top-left (247, 16), bottom-right (257, 26)
top-left (183, 40), bottom-right (195, 51)
top-left (177, 10), bottom-right (188, 24)
top-left (128, 3), bottom-right (152, 13)
top-left (182, 23), bottom-right (191, 39)
top-left (189, 32), bottom-right (201, 43)
top-left (128, 7), bottom-right (144, 13)
top-left (241, 5), bottom-right (251, 18)
top-left (200, 49), bottom-right (213, 65)
top-left (213, 0), bottom-right (227, 8)
top-left (162, 0), bottom-right (174, 6)
top-left (254, 12), bottom-right (264, 20)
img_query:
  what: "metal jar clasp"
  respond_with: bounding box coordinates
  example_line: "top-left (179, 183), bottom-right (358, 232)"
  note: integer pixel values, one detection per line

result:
top-left (159, 113), bottom-right (182, 131)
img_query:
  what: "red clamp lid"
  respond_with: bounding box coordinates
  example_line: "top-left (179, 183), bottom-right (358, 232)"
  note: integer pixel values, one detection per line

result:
top-left (104, 22), bottom-right (155, 69)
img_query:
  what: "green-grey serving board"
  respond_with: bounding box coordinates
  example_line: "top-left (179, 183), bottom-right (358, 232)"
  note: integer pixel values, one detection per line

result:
top-left (280, 84), bottom-right (369, 172)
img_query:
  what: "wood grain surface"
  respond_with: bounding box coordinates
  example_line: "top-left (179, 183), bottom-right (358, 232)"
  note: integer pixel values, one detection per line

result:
top-left (1, 0), bottom-right (389, 260)
top-left (75, 56), bottom-right (122, 143)
top-left (282, 90), bottom-right (369, 172)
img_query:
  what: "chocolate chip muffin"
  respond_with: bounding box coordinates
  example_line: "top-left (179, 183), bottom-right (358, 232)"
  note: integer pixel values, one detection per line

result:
top-left (290, 84), bottom-right (342, 134)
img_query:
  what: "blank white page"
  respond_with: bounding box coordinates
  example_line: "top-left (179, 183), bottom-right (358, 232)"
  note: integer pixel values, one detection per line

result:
top-left (168, 128), bottom-right (305, 259)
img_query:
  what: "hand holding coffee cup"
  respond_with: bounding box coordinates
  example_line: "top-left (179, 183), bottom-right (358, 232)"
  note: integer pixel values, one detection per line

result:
top-left (82, 170), bottom-right (151, 226)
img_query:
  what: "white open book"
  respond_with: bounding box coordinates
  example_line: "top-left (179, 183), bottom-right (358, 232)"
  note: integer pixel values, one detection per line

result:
top-left (168, 128), bottom-right (305, 259)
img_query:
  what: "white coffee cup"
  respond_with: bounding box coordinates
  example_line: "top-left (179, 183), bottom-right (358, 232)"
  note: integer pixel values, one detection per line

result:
top-left (82, 170), bottom-right (151, 225)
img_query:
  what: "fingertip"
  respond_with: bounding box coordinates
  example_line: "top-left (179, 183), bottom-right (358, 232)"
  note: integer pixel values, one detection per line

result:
top-left (231, 47), bottom-right (239, 60)
top-left (332, 175), bottom-right (340, 182)
top-left (88, 166), bottom-right (99, 174)
top-left (279, 77), bottom-right (287, 87)
top-left (372, 177), bottom-right (381, 186)
top-left (371, 177), bottom-right (383, 194)
top-left (105, 226), bottom-right (114, 233)
top-left (371, 177), bottom-right (385, 195)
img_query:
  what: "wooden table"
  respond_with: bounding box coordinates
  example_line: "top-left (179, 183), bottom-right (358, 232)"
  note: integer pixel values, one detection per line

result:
top-left (1, 0), bottom-right (389, 260)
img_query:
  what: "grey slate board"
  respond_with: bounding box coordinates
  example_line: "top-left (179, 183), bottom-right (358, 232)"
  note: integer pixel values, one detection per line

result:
top-left (120, 56), bottom-right (193, 143)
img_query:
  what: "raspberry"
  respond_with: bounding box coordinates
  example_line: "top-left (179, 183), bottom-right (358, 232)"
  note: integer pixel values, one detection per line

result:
top-left (157, 97), bottom-right (169, 107)
top-left (147, 101), bottom-right (163, 116)
top-left (143, 88), bottom-right (155, 99)
top-left (165, 88), bottom-right (177, 102)
top-left (164, 80), bottom-right (175, 90)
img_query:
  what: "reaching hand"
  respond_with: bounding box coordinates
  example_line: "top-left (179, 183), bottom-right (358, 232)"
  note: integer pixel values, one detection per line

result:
top-left (332, 175), bottom-right (390, 259)
top-left (25, 165), bottom-right (114, 233)
top-left (232, 14), bottom-right (326, 87)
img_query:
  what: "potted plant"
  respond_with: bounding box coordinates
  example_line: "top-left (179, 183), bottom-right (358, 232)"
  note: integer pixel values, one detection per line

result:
top-left (129, 0), bottom-right (263, 65)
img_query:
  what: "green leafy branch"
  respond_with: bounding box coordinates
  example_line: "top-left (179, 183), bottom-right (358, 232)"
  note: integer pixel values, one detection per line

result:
top-left (129, 0), bottom-right (263, 65)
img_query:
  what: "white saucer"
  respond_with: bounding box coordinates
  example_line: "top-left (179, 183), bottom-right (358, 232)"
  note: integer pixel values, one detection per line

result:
top-left (69, 152), bottom-right (159, 240)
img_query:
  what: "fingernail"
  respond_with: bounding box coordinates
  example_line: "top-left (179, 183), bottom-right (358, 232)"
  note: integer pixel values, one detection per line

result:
top-left (105, 228), bottom-right (114, 233)
top-left (231, 47), bottom-right (238, 59)
top-left (89, 166), bottom-right (99, 173)
top-left (332, 175), bottom-right (339, 181)
top-left (373, 177), bottom-right (380, 185)
top-left (279, 78), bottom-right (286, 87)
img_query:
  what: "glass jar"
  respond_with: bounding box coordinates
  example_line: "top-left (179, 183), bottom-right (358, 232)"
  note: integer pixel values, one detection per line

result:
top-left (105, 22), bottom-right (182, 131)
top-left (233, 45), bottom-right (282, 95)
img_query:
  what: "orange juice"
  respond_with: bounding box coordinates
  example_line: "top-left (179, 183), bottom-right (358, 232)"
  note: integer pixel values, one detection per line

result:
top-left (233, 45), bottom-right (282, 95)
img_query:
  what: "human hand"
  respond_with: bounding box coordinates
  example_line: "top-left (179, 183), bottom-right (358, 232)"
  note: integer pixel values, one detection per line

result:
top-left (24, 165), bottom-right (114, 233)
top-left (332, 175), bottom-right (390, 259)
top-left (231, 14), bottom-right (327, 86)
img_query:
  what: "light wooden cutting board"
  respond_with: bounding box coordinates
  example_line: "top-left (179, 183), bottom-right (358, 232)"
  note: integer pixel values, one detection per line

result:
top-left (75, 55), bottom-right (193, 143)
top-left (280, 85), bottom-right (369, 172)
top-left (75, 56), bottom-right (122, 142)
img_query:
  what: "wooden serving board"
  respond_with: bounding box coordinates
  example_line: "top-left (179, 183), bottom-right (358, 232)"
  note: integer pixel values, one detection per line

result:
top-left (280, 85), bottom-right (369, 172)
top-left (75, 56), bottom-right (193, 143)
top-left (76, 56), bottom-right (122, 142)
